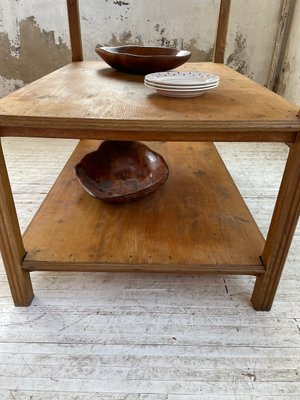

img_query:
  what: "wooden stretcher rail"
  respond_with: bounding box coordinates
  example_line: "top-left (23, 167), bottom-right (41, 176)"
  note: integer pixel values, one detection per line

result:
top-left (22, 260), bottom-right (265, 275)
top-left (0, 126), bottom-right (297, 143)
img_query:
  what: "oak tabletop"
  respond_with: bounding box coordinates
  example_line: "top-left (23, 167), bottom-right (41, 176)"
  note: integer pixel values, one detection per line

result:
top-left (0, 61), bottom-right (299, 135)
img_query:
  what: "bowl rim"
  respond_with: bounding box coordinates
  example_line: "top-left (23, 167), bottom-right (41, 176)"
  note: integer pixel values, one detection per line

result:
top-left (95, 45), bottom-right (191, 59)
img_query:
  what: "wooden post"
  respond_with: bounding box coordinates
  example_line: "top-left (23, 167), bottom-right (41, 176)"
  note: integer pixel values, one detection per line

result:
top-left (67, 0), bottom-right (83, 61)
top-left (267, 0), bottom-right (295, 91)
top-left (0, 139), bottom-right (33, 306)
top-left (214, 0), bottom-right (231, 63)
top-left (252, 133), bottom-right (300, 311)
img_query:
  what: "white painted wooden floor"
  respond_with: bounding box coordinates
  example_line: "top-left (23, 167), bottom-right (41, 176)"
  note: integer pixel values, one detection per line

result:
top-left (0, 138), bottom-right (299, 399)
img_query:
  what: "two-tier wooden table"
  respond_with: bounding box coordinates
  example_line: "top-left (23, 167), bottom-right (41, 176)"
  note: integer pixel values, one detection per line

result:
top-left (0, 61), bottom-right (299, 310)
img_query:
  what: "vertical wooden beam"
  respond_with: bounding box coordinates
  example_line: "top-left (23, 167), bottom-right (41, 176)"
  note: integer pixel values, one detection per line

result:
top-left (67, 0), bottom-right (83, 62)
top-left (267, 0), bottom-right (295, 91)
top-left (214, 0), bottom-right (231, 63)
top-left (0, 139), bottom-right (33, 306)
top-left (252, 132), bottom-right (300, 311)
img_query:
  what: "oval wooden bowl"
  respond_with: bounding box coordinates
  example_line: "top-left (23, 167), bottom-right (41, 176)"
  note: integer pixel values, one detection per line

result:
top-left (95, 45), bottom-right (191, 74)
top-left (74, 141), bottom-right (169, 203)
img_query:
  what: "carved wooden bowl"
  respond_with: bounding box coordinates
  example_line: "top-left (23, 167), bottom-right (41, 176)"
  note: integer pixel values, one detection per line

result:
top-left (74, 141), bottom-right (169, 203)
top-left (95, 45), bottom-right (191, 74)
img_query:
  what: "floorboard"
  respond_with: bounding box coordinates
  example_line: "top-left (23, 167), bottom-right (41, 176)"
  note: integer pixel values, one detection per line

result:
top-left (0, 138), bottom-right (299, 399)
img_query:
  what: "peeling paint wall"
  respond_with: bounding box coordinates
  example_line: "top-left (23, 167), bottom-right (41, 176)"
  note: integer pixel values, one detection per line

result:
top-left (0, 0), bottom-right (71, 97)
top-left (277, 1), bottom-right (300, 106)
top-left (0, 16), bottom-right (70, 83)
top-left (0, 0), bottom-right (283, 97)
top-left (225, 1), bottom-right (283, 81)
top-left (81, 0), bottom-right (220, 63)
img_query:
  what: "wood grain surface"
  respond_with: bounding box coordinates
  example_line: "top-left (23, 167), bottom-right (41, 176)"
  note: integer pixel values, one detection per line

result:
top-left (0, 62), bottom-right (299, 136)
top-left (22, 140), bottom-right (265, 274)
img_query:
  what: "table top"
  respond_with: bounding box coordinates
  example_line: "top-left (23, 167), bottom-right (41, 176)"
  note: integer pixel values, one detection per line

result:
top-left (0, 61), bottom-right (299, 137)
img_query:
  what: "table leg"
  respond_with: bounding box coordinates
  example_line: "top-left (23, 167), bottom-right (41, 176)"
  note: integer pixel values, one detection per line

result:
top-left (252, 133), bottom-right (300, 311)
top-left (0, 139), bottom-right (33, 306)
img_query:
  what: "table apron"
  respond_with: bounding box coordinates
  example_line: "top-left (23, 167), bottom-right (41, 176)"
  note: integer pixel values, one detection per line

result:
top-left (0, 126), bottom-right (297, 143)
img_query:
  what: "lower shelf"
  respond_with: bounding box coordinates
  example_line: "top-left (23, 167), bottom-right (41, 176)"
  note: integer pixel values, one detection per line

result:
top-left (22, 140), bottom-right (265, 275)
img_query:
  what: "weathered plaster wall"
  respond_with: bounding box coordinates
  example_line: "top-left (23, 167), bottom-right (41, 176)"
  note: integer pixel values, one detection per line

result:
top-left (0, 0), bottom-right (71, 96)
top-left (0, 0), bottom-right (283, 97)
top-left (226, 1), bottom-right (282, 81)
top-left (277, 0), bottom-right (300, 106)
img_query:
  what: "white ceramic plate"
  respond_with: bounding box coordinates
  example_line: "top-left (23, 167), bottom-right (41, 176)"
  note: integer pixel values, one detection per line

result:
top-left (153, 90), bottom-right (207, 98)
top-left (145, 71), bottom-right (220, 86)
top-left (144, 80), bottom-right (219, 90)
top-left (144, 82), bottom-right (219, 98)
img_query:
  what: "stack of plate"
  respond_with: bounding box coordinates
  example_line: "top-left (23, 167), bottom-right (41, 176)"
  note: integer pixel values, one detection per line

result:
top-left (144, 71), bottom-right (220, 98)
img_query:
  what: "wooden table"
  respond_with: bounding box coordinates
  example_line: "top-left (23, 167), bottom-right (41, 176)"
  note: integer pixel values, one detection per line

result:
top-left (0, 61), bottom-right (299, 310)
